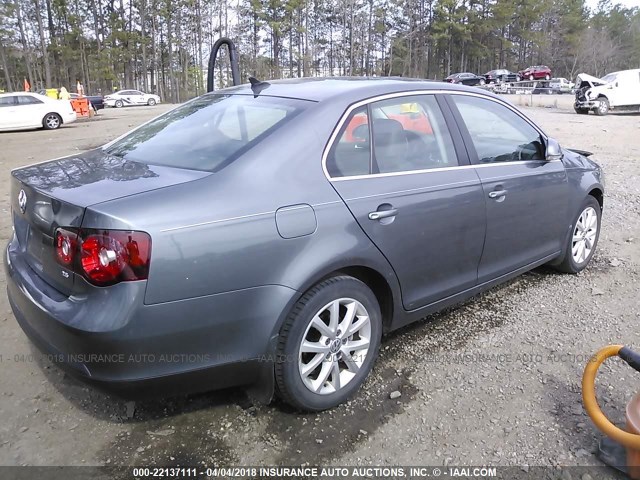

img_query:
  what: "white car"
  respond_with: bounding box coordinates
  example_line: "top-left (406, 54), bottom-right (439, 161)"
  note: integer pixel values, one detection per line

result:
top-left (549, 77), bottom-right (574, 94)
top-left (575, 69), bottom-right (640, 115)
top-left (0, 92), bottom-right (77, 131)
top-left (104, 90), bottom-right (161, 108)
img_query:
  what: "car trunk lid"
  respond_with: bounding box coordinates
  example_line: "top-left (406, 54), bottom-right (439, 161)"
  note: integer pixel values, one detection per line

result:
top-left (10, 149), bottom-right (210, 295)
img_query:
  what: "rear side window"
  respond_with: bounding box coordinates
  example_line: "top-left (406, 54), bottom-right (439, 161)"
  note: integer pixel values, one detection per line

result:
top-left (104, 94), bottom-right (309, 172)
top-left (326, 106), bottom-right (371, 178)
top-left (451, 95), bottom-right (544, 164)
top-left (371, 96), bottom-right (456, 174)
top-left (326, 94), bottom-right (457, 178)
top-left (17, 95), bottom-right (43, 105)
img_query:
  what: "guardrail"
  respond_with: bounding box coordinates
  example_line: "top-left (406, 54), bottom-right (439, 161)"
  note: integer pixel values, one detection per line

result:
top-left (478, 80), bottom-right (575, 96)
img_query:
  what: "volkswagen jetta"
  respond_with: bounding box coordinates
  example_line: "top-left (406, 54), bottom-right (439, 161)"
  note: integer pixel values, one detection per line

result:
top-left (5, 78), bottom-right (604, 411)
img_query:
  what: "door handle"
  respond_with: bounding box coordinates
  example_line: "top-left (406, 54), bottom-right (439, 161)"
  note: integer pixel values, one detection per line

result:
top-left (368, 208), bottom-right (398, 221)
top-left (488, 190), bottom-right (507, 199)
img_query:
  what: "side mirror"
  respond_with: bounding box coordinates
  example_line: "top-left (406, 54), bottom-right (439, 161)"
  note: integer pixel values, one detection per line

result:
top-left (546, 138), bottom-right (563, 161)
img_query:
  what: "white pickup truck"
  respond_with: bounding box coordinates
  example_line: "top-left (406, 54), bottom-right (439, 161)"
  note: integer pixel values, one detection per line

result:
top-left (574, 69), bottom-right (640, 115)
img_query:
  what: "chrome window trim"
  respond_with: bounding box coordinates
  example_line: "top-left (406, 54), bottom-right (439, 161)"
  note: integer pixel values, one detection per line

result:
top-left (321, 89), bottom-right (549, 182)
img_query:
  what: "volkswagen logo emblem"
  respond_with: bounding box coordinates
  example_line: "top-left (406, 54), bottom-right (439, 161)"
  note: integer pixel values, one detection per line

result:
top-left (18, 189), bottom-right (27, 214)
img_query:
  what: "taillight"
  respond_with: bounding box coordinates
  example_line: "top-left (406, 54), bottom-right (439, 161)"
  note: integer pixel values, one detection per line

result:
top-left (54, 228), bottom-right (151, 286)
top-left (55, 228), bottom-right (78, 266)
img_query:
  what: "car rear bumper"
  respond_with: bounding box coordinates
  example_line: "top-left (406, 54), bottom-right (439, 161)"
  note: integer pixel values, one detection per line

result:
top-left (63, 111), bottom-right (77, 124)
top-left (5, 239), bottom-right (298, 398)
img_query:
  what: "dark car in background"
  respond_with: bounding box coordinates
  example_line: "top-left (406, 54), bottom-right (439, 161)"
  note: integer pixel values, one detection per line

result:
top-left (444, 72), bottom-right (486, 86)
top-left (5, 78), bottom-right (604, 412)
top-left (519, 65), bottom-right (552, 81)
top-left (484, 69), bottom-right (520, 84)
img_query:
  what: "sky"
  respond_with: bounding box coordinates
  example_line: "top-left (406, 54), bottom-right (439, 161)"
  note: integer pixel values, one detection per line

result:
top-left (585, 0), bottom-right (640, 10)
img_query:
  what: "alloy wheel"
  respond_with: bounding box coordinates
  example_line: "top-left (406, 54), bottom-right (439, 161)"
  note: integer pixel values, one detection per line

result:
top-left (44, 114), bottom-right (60, 129)
top-left (298, 298), bottom-right (372, 395)
top-left (572, 206), bottom-right (598, 264)
top-left (599, 100), bottom-right (608, 114)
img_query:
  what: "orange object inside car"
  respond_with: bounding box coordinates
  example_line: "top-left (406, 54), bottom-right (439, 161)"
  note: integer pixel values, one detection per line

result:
top-left (344, 107), bottom-right (433, 142)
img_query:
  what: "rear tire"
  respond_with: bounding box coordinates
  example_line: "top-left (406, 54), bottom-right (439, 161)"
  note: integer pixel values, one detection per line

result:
top-left (42, 113), bottom-right (62, 130)
top-left (555, 196), bottom-right (601, 273)
top-left (275, 276), bottom-right (382, 411)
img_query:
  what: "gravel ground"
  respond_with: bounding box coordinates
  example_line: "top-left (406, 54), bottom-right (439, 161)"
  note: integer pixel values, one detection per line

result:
top-left (0, 102), bottom-right (638, 475)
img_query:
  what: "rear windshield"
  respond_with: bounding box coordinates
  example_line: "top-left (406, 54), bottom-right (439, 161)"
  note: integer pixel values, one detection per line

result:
top-left (104, 94), bottom-right (309, 172)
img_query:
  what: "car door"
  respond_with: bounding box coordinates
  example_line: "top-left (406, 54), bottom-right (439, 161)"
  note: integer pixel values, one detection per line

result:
top-left (131, 90), bottom-right (145, 104)
top-left (326, 93), bottom-right (486, 310)
top-left (0, 96), bottom-right (17, 129)
top-left (447, 93), bottom-right (569, 283)
top-left (119, 90), bottom-right (134, 106)
top-left (460, 73), bottom-right (474, 85)
top-left (15, 95), bottom-right (46, 128)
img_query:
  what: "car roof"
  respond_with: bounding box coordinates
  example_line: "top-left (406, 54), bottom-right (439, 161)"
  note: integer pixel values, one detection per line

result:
top-left (214, 77), bottom-right (491, 103)
top-left (0, 92), bottom-right (42, 97)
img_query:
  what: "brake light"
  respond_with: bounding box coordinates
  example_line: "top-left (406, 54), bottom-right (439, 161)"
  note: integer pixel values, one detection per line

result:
top-left (54, 228), bottom-right (151, 286)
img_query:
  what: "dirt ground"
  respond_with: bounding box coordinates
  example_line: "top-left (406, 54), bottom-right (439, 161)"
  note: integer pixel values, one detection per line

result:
top-left (0, 101), bottom-right (639, 473)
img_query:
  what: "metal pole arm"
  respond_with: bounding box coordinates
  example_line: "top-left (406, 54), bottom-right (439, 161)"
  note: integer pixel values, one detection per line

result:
top-left (207, 38), bottom-right (241, 93)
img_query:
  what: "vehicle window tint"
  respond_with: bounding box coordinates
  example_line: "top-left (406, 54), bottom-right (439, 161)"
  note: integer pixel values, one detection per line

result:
top-left (0, 97), bottom-right (15, 107)
top-left (16, 95), bottom-right (43, 105)
top-left (326, 106), bottom-right (371, 178)
top-left (451, 95), bottom-right (544, 164)
top-left (104, 94), bottom-right (308, 172)
top-left (370, 95), bottom-right (457, 174)
top-left (218, 104), bottom-right (287, 142)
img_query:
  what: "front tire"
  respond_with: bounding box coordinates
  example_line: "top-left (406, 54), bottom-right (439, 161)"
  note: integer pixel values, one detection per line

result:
top-left (529, 74), bottom-right (534, 81)
top-left (479, 79), bottom-right (485, 86)
top-left (545, 74), bottom-right (550, 80)
top-left (147, 98), bottom-right (156, 106)
top-left (594, 97), bottom-right (609, 116)
top-left (115, 100), bottom-right (123, 108)
top-left (42, 113), bottom-right (62, 130)
top-left (275, 276), bottom-right (382, 411)
top-left (555, 196), bottom-right (601, 273)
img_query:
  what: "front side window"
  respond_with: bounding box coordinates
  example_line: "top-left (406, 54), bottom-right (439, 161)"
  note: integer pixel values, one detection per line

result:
top-left (326, 95), bottom-right (457, 177)
top-left (104, 94), bottom-right (308, 172)
top-left (451, 95), bottom-right (544, 164)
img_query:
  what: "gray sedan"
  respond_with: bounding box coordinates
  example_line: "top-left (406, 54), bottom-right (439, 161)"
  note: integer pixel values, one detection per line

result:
top-left (5, 78), bottom-right (604, 411)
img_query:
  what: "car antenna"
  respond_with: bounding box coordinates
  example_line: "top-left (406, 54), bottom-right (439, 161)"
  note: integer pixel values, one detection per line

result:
top-left (248, 77), bottom-right (270, 97)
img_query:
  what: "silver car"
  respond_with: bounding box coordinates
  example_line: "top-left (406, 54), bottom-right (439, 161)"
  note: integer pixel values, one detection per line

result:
top-left (5, 78), bottom-right (604, 411)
